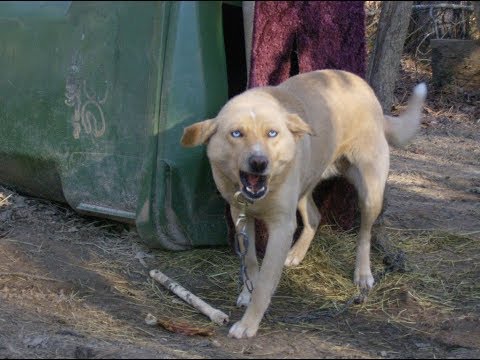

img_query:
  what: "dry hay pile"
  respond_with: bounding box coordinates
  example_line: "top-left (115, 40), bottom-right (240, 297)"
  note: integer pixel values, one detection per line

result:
top-left (145, 226), bottom-right (479, 335)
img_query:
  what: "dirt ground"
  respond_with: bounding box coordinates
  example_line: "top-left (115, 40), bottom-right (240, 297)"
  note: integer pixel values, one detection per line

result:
top-left (1, 58), bottom-right (479, 359)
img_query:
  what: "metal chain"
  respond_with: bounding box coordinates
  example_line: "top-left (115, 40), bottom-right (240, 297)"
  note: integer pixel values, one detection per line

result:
top-left (234, 231), bottom-right (254, 292)
top-left (233, 191), bottom-right (254, 293)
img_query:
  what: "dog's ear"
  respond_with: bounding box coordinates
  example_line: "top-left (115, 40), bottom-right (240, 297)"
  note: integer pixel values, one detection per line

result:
top-left (181, 119), bottom-right (217, 147)
top-left (286, 114), bottom-right (314, 140)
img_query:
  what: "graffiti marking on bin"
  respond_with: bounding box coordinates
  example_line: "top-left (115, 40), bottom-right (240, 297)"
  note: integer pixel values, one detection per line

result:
top-left (65, 63), bottom-right (109, 139)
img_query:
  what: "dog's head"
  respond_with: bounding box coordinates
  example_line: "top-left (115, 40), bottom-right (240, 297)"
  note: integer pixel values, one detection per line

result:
top-left (180, 91), bottom-right (313, 201)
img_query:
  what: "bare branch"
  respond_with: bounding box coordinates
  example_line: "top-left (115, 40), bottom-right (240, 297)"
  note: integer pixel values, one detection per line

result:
top-left (149, 269), bottom-right (229, 326)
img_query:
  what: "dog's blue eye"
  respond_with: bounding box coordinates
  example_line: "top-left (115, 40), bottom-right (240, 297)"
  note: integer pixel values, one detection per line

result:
top-left (267, 130), bottom-right (278, 138)
top-left (231, 130), bottom-right (242, 138)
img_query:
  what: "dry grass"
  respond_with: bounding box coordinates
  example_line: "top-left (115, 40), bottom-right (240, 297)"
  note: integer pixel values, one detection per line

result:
top-left (139, 226), bottom-right (479, 336)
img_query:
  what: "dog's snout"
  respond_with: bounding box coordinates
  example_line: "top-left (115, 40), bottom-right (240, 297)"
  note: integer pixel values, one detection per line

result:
top-left (248, 155), bottom-right (268, 173)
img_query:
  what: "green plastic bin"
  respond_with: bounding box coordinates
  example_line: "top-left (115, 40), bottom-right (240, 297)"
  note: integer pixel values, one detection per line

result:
top-left (0, 1), bottom-right (233, 249)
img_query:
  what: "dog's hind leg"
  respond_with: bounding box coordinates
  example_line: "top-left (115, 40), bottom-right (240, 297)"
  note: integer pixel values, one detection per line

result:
top-left (284, 192), bottom-right (321, 267)
top-left (346, 145), bottom-right (389, 289)
top-left (231, 206), bottom-right (260, 307)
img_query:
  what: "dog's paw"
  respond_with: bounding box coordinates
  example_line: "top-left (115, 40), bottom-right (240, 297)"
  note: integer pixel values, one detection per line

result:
top-left (228, 320), bottom-right (259, 339)
top-left (284, 247), bottom-right (307, 267)
top-left (236, 288), bottom-right (251, 307)
top-left (354, 269), bottom-right (374, 289)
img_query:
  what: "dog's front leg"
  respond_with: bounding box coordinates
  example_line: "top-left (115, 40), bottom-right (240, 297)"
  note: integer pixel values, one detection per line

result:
top-left (229, 216), bottom-right (295, 339)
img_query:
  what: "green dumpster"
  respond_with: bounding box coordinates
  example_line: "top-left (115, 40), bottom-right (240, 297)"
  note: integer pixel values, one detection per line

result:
top-left (0, 1), bottom-right (237, 250)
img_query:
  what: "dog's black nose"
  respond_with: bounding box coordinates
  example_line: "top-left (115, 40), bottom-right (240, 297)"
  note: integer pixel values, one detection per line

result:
top-left (248, 155), bottom-right (268, 173)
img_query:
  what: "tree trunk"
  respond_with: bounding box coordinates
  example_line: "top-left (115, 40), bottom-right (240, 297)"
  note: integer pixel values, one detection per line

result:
top-left (367, 1), bottom-right (413, 112)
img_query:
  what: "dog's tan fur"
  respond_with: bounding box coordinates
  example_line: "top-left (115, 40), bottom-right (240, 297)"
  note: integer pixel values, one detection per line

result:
top-left (181, 70), bottom-right (426, 339)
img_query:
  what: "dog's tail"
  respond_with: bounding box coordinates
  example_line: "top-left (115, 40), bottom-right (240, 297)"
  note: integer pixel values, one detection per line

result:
top-left (383, 83), bottom-right (427, 147)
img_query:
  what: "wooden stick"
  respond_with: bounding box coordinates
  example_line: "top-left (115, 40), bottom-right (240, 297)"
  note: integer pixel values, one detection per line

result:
top-left (0, 194), bottom-right (12, 206)
top-left (149, 269), bottom-right (229, 326)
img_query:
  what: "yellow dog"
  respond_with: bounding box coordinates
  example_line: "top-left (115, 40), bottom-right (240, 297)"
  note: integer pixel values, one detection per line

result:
top-left (181, 70), bottom-right (426, 338)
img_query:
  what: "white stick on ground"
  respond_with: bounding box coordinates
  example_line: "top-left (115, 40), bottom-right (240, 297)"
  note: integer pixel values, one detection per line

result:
top-left (149, 269), bottom-right (229, 326)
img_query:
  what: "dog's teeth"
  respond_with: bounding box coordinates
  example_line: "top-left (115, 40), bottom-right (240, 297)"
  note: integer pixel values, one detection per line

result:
top-left (259, 186), bottom-right (265, 192)
top-left (246, 186), bottom-right (253, 193)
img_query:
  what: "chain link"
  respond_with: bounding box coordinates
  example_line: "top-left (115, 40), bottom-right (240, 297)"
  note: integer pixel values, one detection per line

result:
top-left (234, 231), bottom-right (254, 293)
top-left (233, 191), bottom-right (254, 293)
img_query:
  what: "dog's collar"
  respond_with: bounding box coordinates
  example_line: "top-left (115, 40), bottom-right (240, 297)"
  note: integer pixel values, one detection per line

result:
top-left (233, 191), bottom-right (253, 206)
top-left (233, 191), bottom-right (252, 227)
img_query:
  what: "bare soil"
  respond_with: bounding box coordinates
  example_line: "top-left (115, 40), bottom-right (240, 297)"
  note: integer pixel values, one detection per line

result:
top-left (0, 60), bottom-right (479, 359)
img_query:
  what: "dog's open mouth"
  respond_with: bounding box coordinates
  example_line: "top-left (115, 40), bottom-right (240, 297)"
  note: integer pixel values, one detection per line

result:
top-left (240, 171), bottom-right (268, 199)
